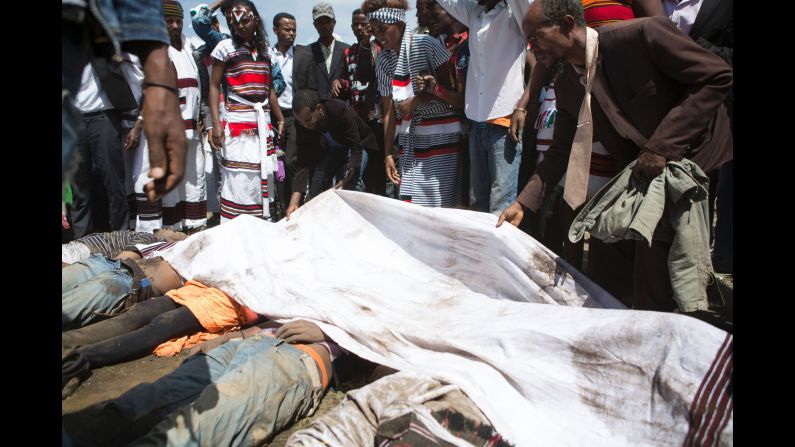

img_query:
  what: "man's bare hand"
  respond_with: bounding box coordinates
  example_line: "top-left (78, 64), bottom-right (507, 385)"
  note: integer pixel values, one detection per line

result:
top-left (334, 169), bottom-right (355, 190)
top-left (385, 156), bottom-right (400, 185)
top-left (286, 202), bottom-right (299, 220)
top-left (510, 101), bottom-right (539, 143)
top-left (632, 150), bottom-right (667, 179)
top-left (139, 45), bottom-right (186, 203)
top-left (331, 79), bottom-right (343, 97)
top-left (509, 109), bottom-right (526, 143)
top-left (209, 125), bottom-right (225, 150)
top-left (414, 74), bottom-right (436, 94)
top-left (124, 124), bottom-right (143, 151)
top-left (275, 320), bottom-right (326, 344)
top-left (496, 201), bottom-right (525, 227)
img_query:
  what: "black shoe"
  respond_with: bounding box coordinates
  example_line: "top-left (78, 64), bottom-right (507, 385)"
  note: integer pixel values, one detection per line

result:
top-left (62, 352), bottom-right (90, 398)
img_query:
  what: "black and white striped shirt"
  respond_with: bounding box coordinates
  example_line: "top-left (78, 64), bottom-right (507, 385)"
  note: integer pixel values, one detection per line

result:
top-left (76, 231), bottom-right (164, 258)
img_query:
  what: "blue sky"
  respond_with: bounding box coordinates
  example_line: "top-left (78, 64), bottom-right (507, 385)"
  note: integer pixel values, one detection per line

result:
top-left (182, 0), bottom-right (420, 48)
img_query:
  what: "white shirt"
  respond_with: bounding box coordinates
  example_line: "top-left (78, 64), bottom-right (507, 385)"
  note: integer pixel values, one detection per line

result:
top-left (118, 52), bottom-right (144, 128)
top-left (271, 45), bottom-right (295, 110)
top-left (74, 63), bottom-right (113, 114)
top-left (169, 34), bottom-right (201, 140)
top-left (436, 0), bottom-right (532, 122)
top-left (321, 40), bottom-right (336, 74)
top-left (664, 0), bottom-right (703, 35)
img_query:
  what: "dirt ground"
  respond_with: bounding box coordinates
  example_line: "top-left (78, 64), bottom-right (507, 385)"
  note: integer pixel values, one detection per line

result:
top-left (61, 350), bottom-right (348, 445)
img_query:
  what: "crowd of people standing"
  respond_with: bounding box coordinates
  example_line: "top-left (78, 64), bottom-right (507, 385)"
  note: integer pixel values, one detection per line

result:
top-left (63, 0), bottom-right (732, 318)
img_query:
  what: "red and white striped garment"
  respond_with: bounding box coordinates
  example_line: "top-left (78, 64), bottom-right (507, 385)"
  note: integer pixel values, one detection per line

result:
top-left (684, 334), bottom-right (733, 447)
top-left (582, 0), bottom-right (635, 28)
top-left (129, 34), bottom-right (207, 232)
top-left (211, 39), bottom-right (277, 222)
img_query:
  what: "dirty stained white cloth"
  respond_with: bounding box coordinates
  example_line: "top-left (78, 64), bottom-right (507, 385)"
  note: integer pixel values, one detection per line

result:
top-left (159, 190), bottom-right (732, 446)
top-left (288, 370), bottom-right (497, 447)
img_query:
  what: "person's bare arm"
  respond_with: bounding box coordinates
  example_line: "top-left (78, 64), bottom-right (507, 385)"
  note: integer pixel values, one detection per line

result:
top-left (125, 41), bottom-right (187, 202)
top-left (632, 0), bottom-right (664, 17)
top-left (208, 60), bottom-right (225, 150)
top-left (188, 320), bottom-right (276, 355)
top-left (382, 96), bottom-right (400, 185)
top-left (269, 87), bottom-right (285, 138)
top-left (509, 51), bottom-right (537, 142)
top-left (114, 250), bottom-right (142, 261)
top-left (286, 191), bottom-right (303, 219)
top-left (511, 58), bottom-right (552, 142)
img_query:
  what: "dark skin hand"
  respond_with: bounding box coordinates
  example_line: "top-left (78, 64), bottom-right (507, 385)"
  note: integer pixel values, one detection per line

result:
top-left (496, 201), bottom-right (525, 227)
top-left (275, 320), bottom-right (328, 344)
top-left (124, 118), bottom-right (144, 151)
top-left (632, 150), bottom-right (668, 179)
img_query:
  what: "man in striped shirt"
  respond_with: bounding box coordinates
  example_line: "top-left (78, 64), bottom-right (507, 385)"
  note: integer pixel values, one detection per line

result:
top-left (62, 229), bottom-right (187, 266)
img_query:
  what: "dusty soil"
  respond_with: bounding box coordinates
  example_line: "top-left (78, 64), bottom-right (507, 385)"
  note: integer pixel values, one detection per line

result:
top-left (61, 350), bottom-right (348, 446)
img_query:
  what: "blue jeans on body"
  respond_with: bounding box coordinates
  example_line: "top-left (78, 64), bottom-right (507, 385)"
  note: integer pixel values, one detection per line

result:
top-left (468, 121), bottom-right (522, 215)
top-left (62, 254), bottom-right (133, 330)
top-left (68, 335), bottom-right (324, 446)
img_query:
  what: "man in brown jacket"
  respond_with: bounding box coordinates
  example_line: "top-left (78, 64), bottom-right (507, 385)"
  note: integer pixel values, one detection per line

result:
top-left (497, 0), bottom-right (732, 311)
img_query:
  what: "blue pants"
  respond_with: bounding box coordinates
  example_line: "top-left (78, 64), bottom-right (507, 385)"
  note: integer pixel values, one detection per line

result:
top-left (468, 122), bottom-right (522, 215)
top-left (71, 336), bottom-right (324, 446)
top-left (62, 254), bottom-right (133, 330)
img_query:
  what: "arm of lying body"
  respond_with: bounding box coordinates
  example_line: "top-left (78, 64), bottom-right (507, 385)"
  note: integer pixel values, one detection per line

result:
top-left (188, 319), bottom-right (277, 355)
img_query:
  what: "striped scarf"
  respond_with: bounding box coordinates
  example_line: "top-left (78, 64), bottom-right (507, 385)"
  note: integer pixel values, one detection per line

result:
top-left (367, 7), bottom-right (406, 24)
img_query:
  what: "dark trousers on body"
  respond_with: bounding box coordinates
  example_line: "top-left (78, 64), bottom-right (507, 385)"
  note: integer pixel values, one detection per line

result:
top-left (62, 296), bottom-right (202, 368)
top-left (70, 110), bottom-right (129, 238)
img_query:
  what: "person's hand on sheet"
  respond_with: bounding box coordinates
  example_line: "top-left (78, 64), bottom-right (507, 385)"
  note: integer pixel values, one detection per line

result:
top-left (275, 320), bottom-right (327, 344)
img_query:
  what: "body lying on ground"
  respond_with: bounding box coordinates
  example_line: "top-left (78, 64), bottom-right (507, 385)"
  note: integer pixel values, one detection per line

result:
top-left (62, 278), bottom-right (262, 397)
top-left (62, 319), bottom-right (347, 446)
top-left (62, 189), bottom-right (732, 445)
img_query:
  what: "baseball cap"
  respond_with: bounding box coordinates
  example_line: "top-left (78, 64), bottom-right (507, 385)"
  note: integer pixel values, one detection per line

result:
top-left (312, 2), bottom-right (335, 21)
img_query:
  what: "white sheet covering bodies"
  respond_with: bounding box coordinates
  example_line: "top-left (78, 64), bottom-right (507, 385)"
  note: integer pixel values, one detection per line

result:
top-left (160, 190), bottom-right (732, 446)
